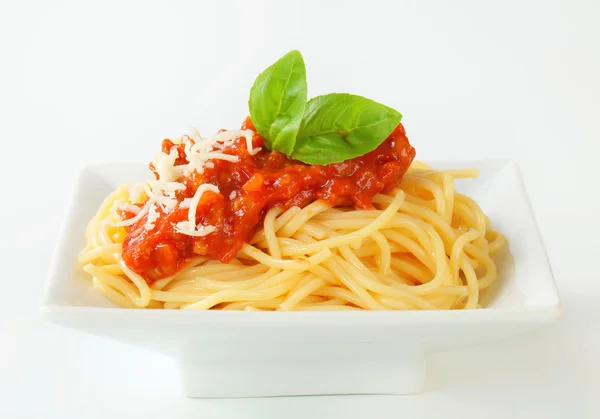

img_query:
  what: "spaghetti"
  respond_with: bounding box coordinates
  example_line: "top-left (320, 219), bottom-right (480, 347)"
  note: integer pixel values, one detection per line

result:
top-left (78, 138), bottom-right (507, 310)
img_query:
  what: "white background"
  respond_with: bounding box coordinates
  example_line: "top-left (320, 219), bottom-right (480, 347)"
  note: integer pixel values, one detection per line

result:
top-left (1, 0), bottom-right (599, 417)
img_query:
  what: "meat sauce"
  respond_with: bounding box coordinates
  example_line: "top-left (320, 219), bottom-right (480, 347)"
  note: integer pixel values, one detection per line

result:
top-left (121, 117), bottom-right (415, 283)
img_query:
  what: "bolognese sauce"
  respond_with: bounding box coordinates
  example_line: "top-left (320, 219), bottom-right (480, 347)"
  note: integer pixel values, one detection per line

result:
top-left (121, 117), bottom-right (415, 283)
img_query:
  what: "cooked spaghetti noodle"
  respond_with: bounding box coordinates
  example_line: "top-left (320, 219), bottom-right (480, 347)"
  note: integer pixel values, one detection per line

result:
top-left (78, 159), bottom-right (506, 310)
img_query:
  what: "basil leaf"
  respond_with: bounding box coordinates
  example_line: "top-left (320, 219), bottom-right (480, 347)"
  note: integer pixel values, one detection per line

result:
top-left (248, 50), bottom-right (307, 155)
top-left (291, 93), bottom-right (402, 165)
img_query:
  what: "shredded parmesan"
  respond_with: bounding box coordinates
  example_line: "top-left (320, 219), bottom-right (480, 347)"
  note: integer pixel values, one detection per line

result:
top-left (129, 183), bottom-right (150, 203)
top-left (181, 198), bottom-right (193, 208)
top-left (113, 202), bottom-right (150, 227)
top-left (191, 152), bottom-right (239, 163)
top-left (152, 148), bottom-right (184, 181)
top-left (115, 127), bottom-right (261, 236)
top-left (117, 202), bottom-right (141, 215)
top-left (175, 184), bottom-right (220, 236)
top-left (242, 130), bottom-right (261, 155)
top-left (158, 197), bottom-right (178, 213)
top-left (145, 204), bottom-right (160, 230)
top-left (190, 127), bottom-right (201, 139)
top-left (175, 224), bottom-right (217, 237)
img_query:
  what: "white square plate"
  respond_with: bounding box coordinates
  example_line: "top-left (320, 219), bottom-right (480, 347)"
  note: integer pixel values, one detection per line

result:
top-left (42, 160), bottom-right (561, 397)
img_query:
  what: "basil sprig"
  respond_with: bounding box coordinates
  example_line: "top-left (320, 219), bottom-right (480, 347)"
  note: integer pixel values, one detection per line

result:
top-left (248, 51), bottom-right (401, 164)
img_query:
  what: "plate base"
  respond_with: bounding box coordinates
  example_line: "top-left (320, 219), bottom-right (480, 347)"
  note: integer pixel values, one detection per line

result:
top-left (179, 342), bottom-right (426, 397)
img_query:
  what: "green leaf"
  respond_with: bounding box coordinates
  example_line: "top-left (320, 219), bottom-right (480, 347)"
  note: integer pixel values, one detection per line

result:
top-left (248, 50), bottom-right (308, 155)
top-left (291, 93), bottom-right (402, 165)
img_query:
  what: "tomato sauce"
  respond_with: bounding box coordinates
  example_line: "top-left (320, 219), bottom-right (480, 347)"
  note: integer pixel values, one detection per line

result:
top-left (121, 117), bottom-right (415, 283)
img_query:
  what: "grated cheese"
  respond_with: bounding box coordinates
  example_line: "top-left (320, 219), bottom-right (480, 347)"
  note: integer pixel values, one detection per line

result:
top-left (175, 184), bottom-right (220, 236)
top-left (152, 148), bottom-right (184, 182)
top-left (181, 198), bottom-right (193, 208)
top-left (113, 201), bottom-right (150, 227)
top-left (116, 202), bottom-right (141, 215)
top-left (242, 130), bottom-right (261, 155)
top-left (116, 127), bottom-right (261, 236)
top-left (145, 204), bottom-right (160, 230)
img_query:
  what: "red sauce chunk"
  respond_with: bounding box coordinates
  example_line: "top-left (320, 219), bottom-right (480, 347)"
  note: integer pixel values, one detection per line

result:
top-left (121, 118), bottom-right (416, 283)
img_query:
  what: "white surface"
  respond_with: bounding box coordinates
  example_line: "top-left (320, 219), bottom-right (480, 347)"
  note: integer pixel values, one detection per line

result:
top-left (42, 160), bottom-right (560, 397)
top-left (0, 0), bottom-right (598, 417)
